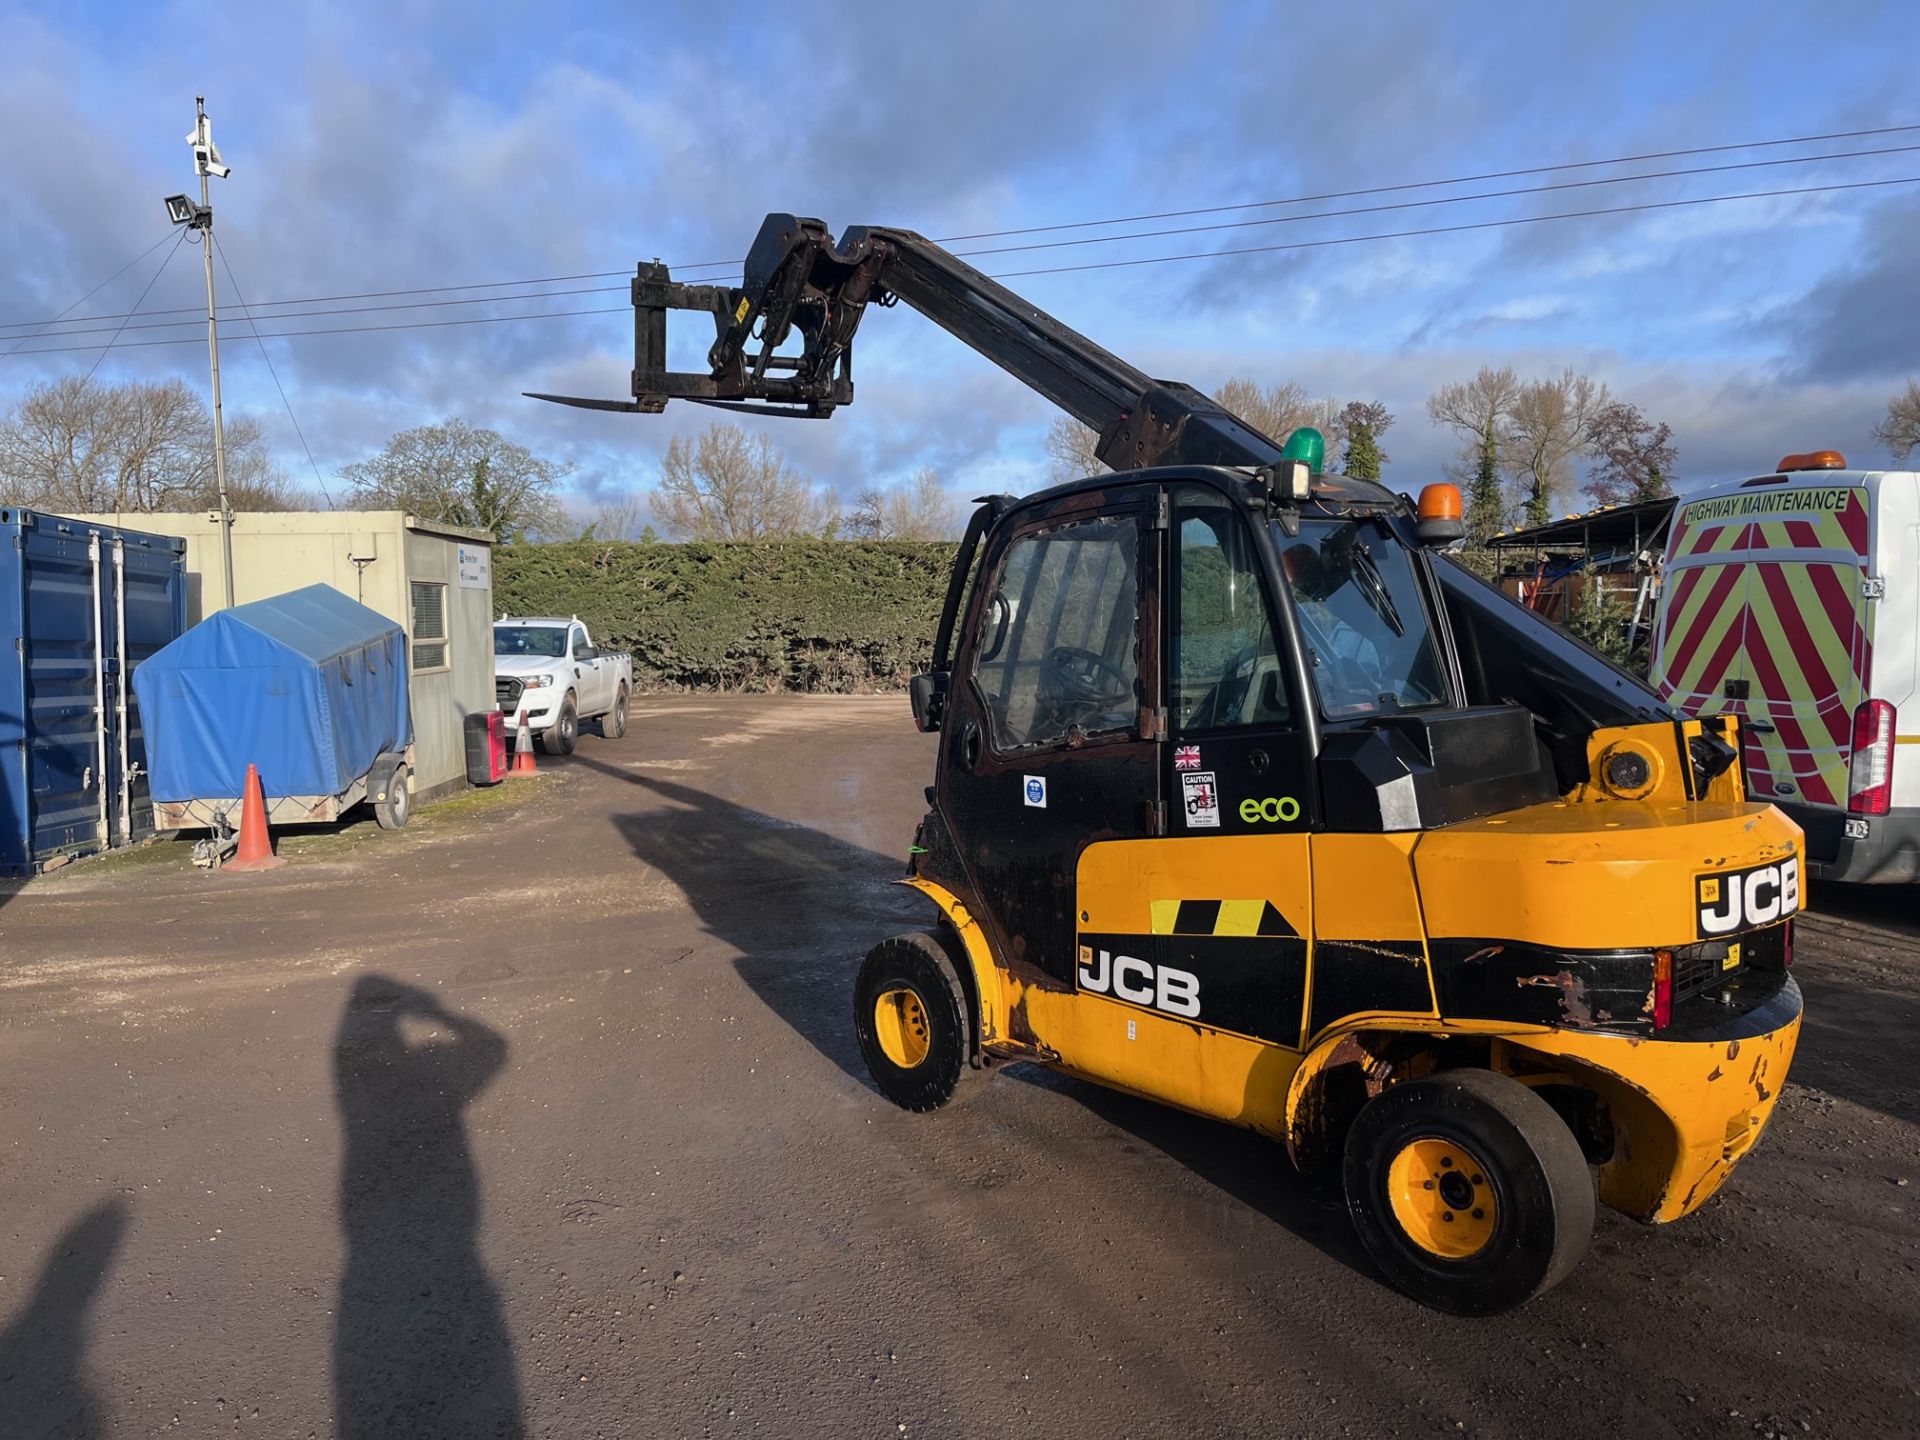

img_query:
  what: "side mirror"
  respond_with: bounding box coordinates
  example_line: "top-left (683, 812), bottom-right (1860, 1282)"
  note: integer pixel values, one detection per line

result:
top-left (576, 646), bottom-right (599, 660)
top-left (910, 671), bottom-right (949, 733)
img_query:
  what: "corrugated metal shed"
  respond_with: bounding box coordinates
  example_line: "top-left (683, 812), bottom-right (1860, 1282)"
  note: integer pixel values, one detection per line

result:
top-left (0, 508), bottom-right (188, 876)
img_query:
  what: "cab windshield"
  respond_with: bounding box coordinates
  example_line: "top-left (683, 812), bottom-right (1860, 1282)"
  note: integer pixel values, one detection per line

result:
top-left (1275, 519), bottom-right (1447, 718)
top-left (495, 626), bottom-right (567, 659)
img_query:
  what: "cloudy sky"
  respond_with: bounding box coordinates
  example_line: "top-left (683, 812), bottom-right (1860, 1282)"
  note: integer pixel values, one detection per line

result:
top-left (1, 1), bottom-right (1915, 530)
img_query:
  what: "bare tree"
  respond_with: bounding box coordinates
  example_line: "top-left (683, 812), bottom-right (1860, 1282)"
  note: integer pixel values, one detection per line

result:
top-left (1502, 369), bottom-right (1610, 529)
top-left (339, 418), bottom-right (569, 540)
top-left (1585, 401), bottom-right (1676, 506)
top-left (1873, 379), bottom-right (1920, 463)
top-left (1427, 366), bottom-right (1520, 541)
top-left (1216, 377), bottom-right (1347, 467)
top-left (587, 489), bottom-right (651, 541)
top-left (0, 375), bottom-right (302, 514)
top-left (847, 467), bottom-right (962, 540)
top-left (650, 422), bottom-right (838, 541)
top-left (1044, 416), bottom-right (1104, 485)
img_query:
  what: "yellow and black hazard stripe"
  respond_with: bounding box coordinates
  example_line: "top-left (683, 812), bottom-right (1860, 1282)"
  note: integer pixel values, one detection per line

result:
top-left (1150, 898), bottom-right (1297, 937)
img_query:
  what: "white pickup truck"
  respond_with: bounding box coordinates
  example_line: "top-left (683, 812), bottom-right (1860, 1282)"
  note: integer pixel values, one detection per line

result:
top-left (493, 616), bottom-right (632, 755)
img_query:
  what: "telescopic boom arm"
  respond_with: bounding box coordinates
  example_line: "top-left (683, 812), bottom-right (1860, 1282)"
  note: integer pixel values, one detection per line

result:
top-left (527, 213), bottom-right (1290, 474)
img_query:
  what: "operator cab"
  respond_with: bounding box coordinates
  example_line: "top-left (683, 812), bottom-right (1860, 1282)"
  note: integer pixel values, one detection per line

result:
top-left (914, 462), bottom-right (1693, 874)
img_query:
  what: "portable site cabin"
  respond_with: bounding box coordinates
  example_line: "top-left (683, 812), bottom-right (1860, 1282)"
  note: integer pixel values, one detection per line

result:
top-left (0, 508), bottom-right (188, 876)
top-left (136, 585), bottom-right (413, 829)
top-left (64, 511), bottom-right (492, 800)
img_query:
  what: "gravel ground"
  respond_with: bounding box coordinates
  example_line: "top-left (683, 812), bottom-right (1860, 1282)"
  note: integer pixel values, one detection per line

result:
top-left (0, 694), bottom-right (1914, 1439)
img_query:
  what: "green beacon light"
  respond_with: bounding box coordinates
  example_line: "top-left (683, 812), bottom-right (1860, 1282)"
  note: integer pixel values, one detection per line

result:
top-left (1281, 426), bottom-right (1325, 475)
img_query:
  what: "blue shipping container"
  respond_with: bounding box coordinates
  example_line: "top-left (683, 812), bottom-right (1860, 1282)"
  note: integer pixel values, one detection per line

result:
top-left (0, 508), bottom-right (189, 877)
top-left (136, 584), bottom-right (412, 807)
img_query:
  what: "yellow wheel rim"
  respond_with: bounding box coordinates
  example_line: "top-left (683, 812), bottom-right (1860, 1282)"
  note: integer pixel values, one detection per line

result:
top-left (1385, 1137), bottom-right (1496, 1259)
top-left (873, 986), bottom-right (932, 1069)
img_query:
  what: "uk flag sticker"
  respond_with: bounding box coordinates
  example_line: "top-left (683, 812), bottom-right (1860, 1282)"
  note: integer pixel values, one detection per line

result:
top-left (1174, 745), bottom-right (1202, 771)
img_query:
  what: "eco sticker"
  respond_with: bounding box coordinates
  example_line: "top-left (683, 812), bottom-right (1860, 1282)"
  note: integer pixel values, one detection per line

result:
top-left (1023, 775), bottom-right (1047, 808)
top-left (1174, 745), bottom-right (1202, 771)
top-left (1238, 795), bottom-right (1302, 825)
top-left (1181, 771), bottom-right (1221, 828)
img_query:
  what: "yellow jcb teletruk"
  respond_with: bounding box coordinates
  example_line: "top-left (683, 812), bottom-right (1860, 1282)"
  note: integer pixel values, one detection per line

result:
top-left (537, 214), bottom-right (1804, 1314)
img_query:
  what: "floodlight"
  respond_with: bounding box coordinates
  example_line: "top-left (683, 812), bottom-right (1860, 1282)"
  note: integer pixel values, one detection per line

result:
top-left (165, 194), bottom-right (198, 225)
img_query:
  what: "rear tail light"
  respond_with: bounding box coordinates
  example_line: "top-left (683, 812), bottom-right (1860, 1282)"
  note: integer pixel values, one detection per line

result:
top-left (1783, 919), bottom-right (1793, 969)
top-left (1847, 699), bottom-right (1896, 816)
top-left (1653, 949), bottom-right (1673, 1030)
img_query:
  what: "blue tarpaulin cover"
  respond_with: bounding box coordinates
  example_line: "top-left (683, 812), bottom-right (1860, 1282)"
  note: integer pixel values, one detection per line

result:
top-left (134, 584), bottom-right (412, 803)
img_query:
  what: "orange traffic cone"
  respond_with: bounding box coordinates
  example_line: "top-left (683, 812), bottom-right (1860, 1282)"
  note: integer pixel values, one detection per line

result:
top-left (224, 763), bottom-right (286, 872)
top-left (510, 710), bottom-right (537, 776)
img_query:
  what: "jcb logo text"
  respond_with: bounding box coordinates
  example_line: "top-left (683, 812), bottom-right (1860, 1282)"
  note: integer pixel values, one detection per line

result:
top-left (1696, 857), bottom-right (1800, 937)
top-left (1077, 947), bottom-right (1201, 1019)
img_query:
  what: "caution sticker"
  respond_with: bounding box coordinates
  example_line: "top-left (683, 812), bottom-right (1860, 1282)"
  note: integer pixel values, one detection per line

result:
top-left (1181, 771), bottom-right (1221, 828)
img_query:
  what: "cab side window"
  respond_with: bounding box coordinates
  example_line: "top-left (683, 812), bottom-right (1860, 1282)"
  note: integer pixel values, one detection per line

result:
top-left (973, 514), bottom-right (1140, 751)
top-left (1173, 488), bottom-right (1289, 731)
top-left (569, 624), bottom-right (588, 657)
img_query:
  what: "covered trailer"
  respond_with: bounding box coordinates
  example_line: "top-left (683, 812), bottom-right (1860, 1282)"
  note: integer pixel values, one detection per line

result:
top-left (135, 584), bottom-right (417, 832)
top-left (0, 508), bottom-right (188, 876)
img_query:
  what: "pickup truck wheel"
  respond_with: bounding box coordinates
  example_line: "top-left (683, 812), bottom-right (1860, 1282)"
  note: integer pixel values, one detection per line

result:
top-left (604, 683), bottom-right (628, 739)
top-left (1343, 1068), bottom-right (1594, 1315)
top-left (374, 764), bottom-right (411, 831)
top-left (540, 695), bottom-right (578, 756)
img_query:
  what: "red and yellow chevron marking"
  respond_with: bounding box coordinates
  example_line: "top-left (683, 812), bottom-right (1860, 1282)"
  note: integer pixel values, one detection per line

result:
top-left (1657, 488), bottom-right (1871, 808)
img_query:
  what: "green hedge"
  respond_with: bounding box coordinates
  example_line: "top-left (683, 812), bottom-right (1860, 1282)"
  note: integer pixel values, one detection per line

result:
top-left (493, 540), bottom-right (957, 691)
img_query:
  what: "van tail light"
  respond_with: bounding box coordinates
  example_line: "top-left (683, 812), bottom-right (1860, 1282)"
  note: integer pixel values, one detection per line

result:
top-left (1652, 950), bottom-right (1673, 1030)
top-left (1847, 700), bottom-right (1896, 816)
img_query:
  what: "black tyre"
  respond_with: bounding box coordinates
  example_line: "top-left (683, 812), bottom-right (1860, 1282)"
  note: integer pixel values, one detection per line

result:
top-left (374, 763), bottom-right (411, 831)
top-left (852, 932), bottom-right (973, 1112)
top-left (540, 695), bottom-right (579, 755)
top-left (603, 684), bottom-right (628, 739)
top-left (1343, 1067), bottom-right (1595, 1315)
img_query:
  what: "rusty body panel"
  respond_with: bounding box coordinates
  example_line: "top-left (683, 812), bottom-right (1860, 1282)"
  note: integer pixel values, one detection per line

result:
top-left (1492, 987), bottom-right (1802, 1222)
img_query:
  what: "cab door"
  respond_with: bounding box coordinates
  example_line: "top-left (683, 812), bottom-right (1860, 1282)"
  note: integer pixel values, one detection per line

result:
top-left (568, 622), bottom-right (605, 713)
top-left (1059, 483), bottom-right (1317, 1127)
top-left (938, 487), bottom-right (1162, 988)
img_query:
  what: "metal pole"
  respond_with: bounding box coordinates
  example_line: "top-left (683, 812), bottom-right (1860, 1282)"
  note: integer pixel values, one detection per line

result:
top-left (196, 97), bottom-right (236, 611)
top-left (114, 538), bottom-right (132, 847)
top-left (89, 534), bottom-right (109, 846)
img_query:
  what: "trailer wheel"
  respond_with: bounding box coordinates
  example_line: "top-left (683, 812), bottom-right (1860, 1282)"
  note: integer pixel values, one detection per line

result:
top-left (374, 764), bottom-right (411, 831)
top-left (853, 932), bottom-right (973, 1112)
top-left (1343, 1067), bottom-right (1594, 1315)
top-left (603, 684), bottom-right (628, 739)
top-left (540, 695), bottom-right (578, 756)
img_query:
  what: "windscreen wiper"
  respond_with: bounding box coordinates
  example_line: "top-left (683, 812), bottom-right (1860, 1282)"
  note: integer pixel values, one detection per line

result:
top-left (1347, 540), bottom-right (1405, 638)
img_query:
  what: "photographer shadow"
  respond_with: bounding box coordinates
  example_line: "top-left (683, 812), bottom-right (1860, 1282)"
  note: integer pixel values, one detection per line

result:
top-left (332, 975), bottom-right (522, 1439)
top-left (0, 1199), bottom-right (127, 1438)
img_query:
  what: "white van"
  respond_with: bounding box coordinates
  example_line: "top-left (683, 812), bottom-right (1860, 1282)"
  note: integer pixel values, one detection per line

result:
top-left (1651, 451), bottom-right (1919, 882)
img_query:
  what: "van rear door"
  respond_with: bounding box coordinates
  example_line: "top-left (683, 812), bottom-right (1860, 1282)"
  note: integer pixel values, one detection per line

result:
top-left (1655, 499), bottom-right (1759, 722)
top-left (1657, 483), bottom-right (1871, 809)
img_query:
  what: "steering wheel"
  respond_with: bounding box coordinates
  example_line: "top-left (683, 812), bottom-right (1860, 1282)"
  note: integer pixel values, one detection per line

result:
top-left (1041, 646), bottom-right (1131, 706)
top-left (1190, 642), bottom-right (1256, 729)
